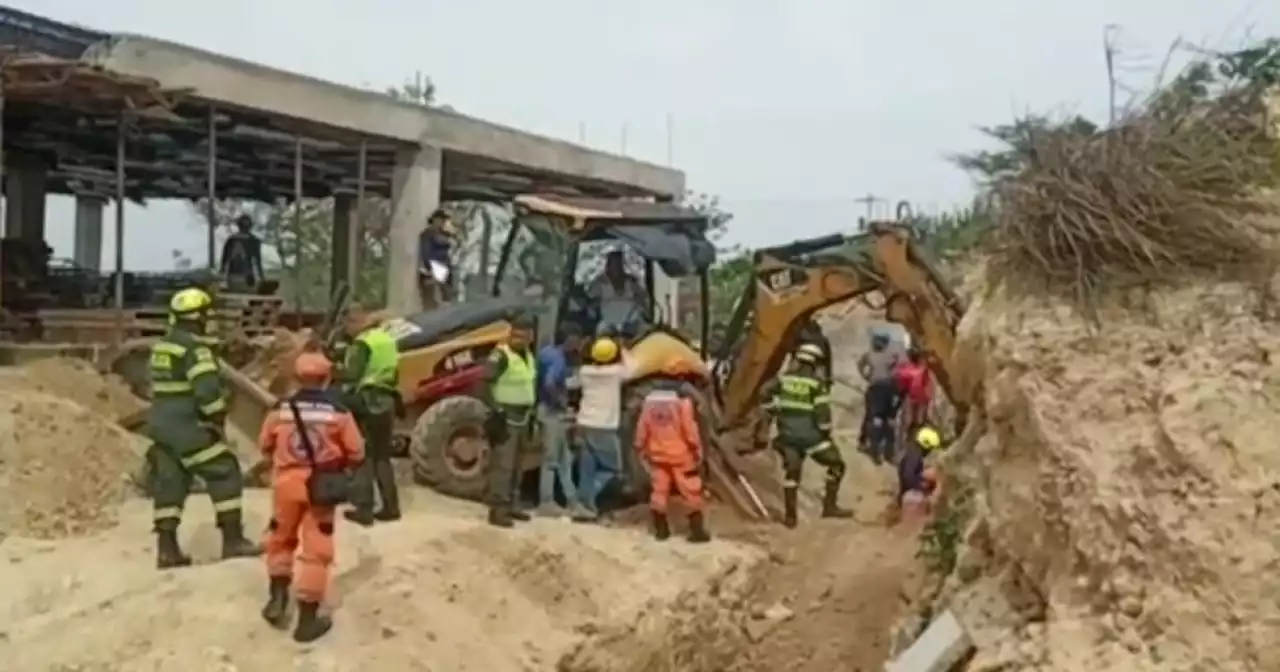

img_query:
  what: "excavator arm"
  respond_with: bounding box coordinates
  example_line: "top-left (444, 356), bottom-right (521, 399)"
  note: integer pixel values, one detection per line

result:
top-left (711, 223), bottom-right (967, 434)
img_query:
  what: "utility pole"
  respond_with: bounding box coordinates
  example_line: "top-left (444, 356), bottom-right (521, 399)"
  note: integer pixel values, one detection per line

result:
top-left (854, 193), bottom-right (884, 220)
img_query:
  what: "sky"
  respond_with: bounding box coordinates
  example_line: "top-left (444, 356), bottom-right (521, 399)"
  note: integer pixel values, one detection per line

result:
top-left (12, 0), bottom-right (1280, 269)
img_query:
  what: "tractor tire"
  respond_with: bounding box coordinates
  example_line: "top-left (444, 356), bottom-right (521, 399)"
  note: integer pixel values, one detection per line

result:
top-left (409, 395), bottom-right (492, 501)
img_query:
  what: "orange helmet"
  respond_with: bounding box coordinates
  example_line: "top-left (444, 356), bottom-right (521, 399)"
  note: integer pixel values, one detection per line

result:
top-left (294, 352), bottom-right (333, 383)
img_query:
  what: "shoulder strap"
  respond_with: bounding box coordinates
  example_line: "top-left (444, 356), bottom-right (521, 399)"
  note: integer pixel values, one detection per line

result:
top-left (287, 400), bottom-right (319, 466)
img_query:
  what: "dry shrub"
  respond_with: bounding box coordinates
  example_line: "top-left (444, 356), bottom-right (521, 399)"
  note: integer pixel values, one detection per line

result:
top-left (986, 80), bottom-right (1280, 303)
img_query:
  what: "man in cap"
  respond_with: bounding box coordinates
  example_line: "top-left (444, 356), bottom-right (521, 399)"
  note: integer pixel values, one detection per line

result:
top-left (481, 314), bottom-right (539, 527)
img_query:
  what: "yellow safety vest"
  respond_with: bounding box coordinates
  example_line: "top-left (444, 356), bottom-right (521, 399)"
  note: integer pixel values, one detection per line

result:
top-left (492, 344), bottom-right (536, 406)
top-left (355, 327), bottom-right (399, 391)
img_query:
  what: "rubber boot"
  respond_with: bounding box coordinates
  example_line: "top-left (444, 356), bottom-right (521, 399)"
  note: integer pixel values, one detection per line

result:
top-left (821, 481), bottom-right (854, 519)
top-left (220, 519), bottom-right (263, 560)
top-left (261, 576), bottom-right (291, 629)
top-left (783, 487), bottom-right (799, 529)
top-left (156, 529), bottom-right (192, 569)
top-left (344, 508), bottom-right (375, 527)
top-left (293, 600), bottom-right (333, 643)
top-left (687, 511), bottom-right (711, 544)
top-left (488, 506), bottom-right (514, 528)
top-left (651, 511), bottom-right (671, 541)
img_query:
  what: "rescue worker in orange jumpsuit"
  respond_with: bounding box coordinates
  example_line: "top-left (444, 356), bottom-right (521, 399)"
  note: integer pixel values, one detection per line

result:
top-left (634, 382), bottom-right (711, 543)
top-left (258, 352), bottom-right (365, 643)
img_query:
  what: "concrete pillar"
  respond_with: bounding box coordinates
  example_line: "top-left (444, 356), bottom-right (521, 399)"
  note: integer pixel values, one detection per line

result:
top-left (387, 145), bottom-right (442, 315)
top-left (73, 195), bottom-right (106, 270)
top-left (3, 157), bottom-right (48, 242)
top-left (331, 192), bottom-right (358, 295)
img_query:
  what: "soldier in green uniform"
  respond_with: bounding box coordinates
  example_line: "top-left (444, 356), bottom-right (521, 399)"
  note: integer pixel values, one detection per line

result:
top-left (481, 315), bottom-right (538, 528)
top-left (761, 342), bottom-right (854, 529)
top-left (341, 309), bottom-right (403, 526)
top-left (147, 287), bottom-right (262, 568)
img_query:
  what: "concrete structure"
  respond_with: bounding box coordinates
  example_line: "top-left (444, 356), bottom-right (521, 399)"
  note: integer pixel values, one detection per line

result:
top-left (4, 153), bottom-right (48, 243)
top-left (72, 195), bottom-right (105, 270)
top-left (76, 35), bottom-right (686, 314)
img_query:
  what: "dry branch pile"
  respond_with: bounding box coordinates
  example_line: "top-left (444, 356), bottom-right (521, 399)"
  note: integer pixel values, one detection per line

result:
top-left (986, 82), bottom-right (1280, 300)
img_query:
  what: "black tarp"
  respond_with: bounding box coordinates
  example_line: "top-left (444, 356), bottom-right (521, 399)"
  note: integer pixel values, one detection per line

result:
top-left (595, 224), bottom-right (716, 276)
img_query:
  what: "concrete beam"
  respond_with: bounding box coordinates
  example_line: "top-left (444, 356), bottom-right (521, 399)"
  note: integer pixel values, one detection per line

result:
top-left (73, 195), bottom-right (106, 270)
top-left (331, 193), bottom-right (358, 296)
top-left (84, 35), bottom-right (686, 198)
top-left (387, 146), bottom-right (442, 316)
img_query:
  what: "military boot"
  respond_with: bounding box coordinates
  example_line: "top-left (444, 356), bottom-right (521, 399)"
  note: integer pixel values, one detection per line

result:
top-left (156, 529), bottom-right (192, 569)
top-left (220, 518), bottom-right (263, 560)
top-left (261, 576), bottom-right (291, 629)
top-left (783, 487), bottom-right (799, 529)
top-left (488, 506), bottom-right (514, 528)
top-left (651, 511), bottom-right (671, 541)
top-left (821, 481), bottom-right (854, 519)
top-left (293, 601), bottom-right (333, 643)
top-left (687, 512), bottom-right (711, 544)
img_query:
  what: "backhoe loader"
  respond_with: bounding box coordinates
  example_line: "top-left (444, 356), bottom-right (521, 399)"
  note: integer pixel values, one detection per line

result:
top-left (682, 208), bottom-right (970, 521)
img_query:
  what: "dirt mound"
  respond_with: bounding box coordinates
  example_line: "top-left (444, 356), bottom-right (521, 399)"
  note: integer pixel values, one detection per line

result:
top-left (0, 491), bottom-right (763, 671)
top-left (233, 328), bottom-right (309, 395)
top-left (0, 388), bottom-right (144, 540)
top-left (0, 356), bottom-right (145, 419)
top-left (918, 276), bottom-right (1280, 671)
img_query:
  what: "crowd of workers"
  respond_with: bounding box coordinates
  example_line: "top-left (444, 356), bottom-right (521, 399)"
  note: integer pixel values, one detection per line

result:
top-left (148, 219), bottom-right (942, 645)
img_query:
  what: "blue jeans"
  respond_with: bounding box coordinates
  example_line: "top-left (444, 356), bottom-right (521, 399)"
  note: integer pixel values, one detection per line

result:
top-left (538, 405), bottom-right (579, 507)
top-left (577, 426), bottom-right (621, 514)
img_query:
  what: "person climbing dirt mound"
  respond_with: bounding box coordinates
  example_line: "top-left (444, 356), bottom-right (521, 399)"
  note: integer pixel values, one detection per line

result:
top-left (0, 388), bottom-right (144, 540)
top-left (911, 278), bottom-right (1280, 671)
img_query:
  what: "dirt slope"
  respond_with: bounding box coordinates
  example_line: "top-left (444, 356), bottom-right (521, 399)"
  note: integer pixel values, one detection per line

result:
top-left (927, 278), bottom-right (1280, 671)
top-left (0, 489), bottom-right (761, 672)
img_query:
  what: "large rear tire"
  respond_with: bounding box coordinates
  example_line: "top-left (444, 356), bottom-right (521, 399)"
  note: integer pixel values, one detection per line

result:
top-left (409, 395), bottom-right (492, 501)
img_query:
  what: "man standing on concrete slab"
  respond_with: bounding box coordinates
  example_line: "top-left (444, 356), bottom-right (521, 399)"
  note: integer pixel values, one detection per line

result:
top-left (482, 315), bottom-right (539, 528)
top-left (219, 215), bottom-right (266, 293)
top-left (417, 208), bottom-right (456, 310)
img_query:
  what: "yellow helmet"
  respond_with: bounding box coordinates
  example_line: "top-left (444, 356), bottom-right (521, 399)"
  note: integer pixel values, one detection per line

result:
top-left (169, 287), bottom-right (213, 320)
top-left (915, 426), bottom-right (942, 452)
top-left (590, 337), bottom-right (619, 363)
top-left (794, 343), bottom-right (824, 363)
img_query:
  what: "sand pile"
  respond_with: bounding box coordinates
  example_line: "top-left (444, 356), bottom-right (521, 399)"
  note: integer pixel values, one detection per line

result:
top-left (232, 328), bottom-right (309, 395)
top-left (0, 490), bottom-right (763, 671)
top-left (0, 387), bottom-right (144, 540)
top-left (917, 276), bottom-right (1280, 671)
top-left (0, 356), bottom-right (145, 419)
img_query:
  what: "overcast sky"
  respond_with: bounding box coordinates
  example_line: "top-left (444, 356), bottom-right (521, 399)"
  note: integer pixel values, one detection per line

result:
top-left (13, 0), bottom-right (1280, 269)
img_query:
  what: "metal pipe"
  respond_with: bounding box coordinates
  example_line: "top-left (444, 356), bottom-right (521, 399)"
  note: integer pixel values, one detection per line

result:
top-left (114, 113), bottom-right (126, 313)
top-left (205, 106), bottom-right (218, 268)
top-left (353, 138), bottom-right (366, 292)
top-left (292, 137), bottom-right (303, 311)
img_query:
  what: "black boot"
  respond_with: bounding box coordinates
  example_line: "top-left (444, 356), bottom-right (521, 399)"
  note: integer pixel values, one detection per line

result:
top-left (488, 506), bottom-right (514, 528)
top-left (510, 508), bottom-right (532, 522)
top-left (261, 576), bottom-right (291, 629)
top-left (783, 487), bottom-right (799, 529)
top-left (687, 511), bottom-right (711, 543)
top-left (156, 529), bottom-right (192, 569)
top-left (373, 507), bottom-right (401, 522)
top-left (821, 481), bottom-right (854, 519)
top-left (651, 511), bottom-right (671, 541)
top-left (344, 508), bottom-right (375, 527)
top-left (219, 515), bottom-right (263, 560)
top-left (293, 600), bottom-right (333, 643)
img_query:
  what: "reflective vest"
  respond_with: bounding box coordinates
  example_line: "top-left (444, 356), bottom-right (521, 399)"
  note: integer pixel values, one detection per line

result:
top-left (149, 330), bottom-right (227, 420)
top-left (355, 327), bottom-right (399, 391)
top-left (492, 344), bottom-right (536, 406)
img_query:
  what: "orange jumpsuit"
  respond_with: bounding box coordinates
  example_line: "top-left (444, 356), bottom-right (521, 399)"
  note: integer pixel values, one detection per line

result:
top-left (634, 388), bottom-right (704, 513)
top-left (257, 389), bottom-right (364, 604)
